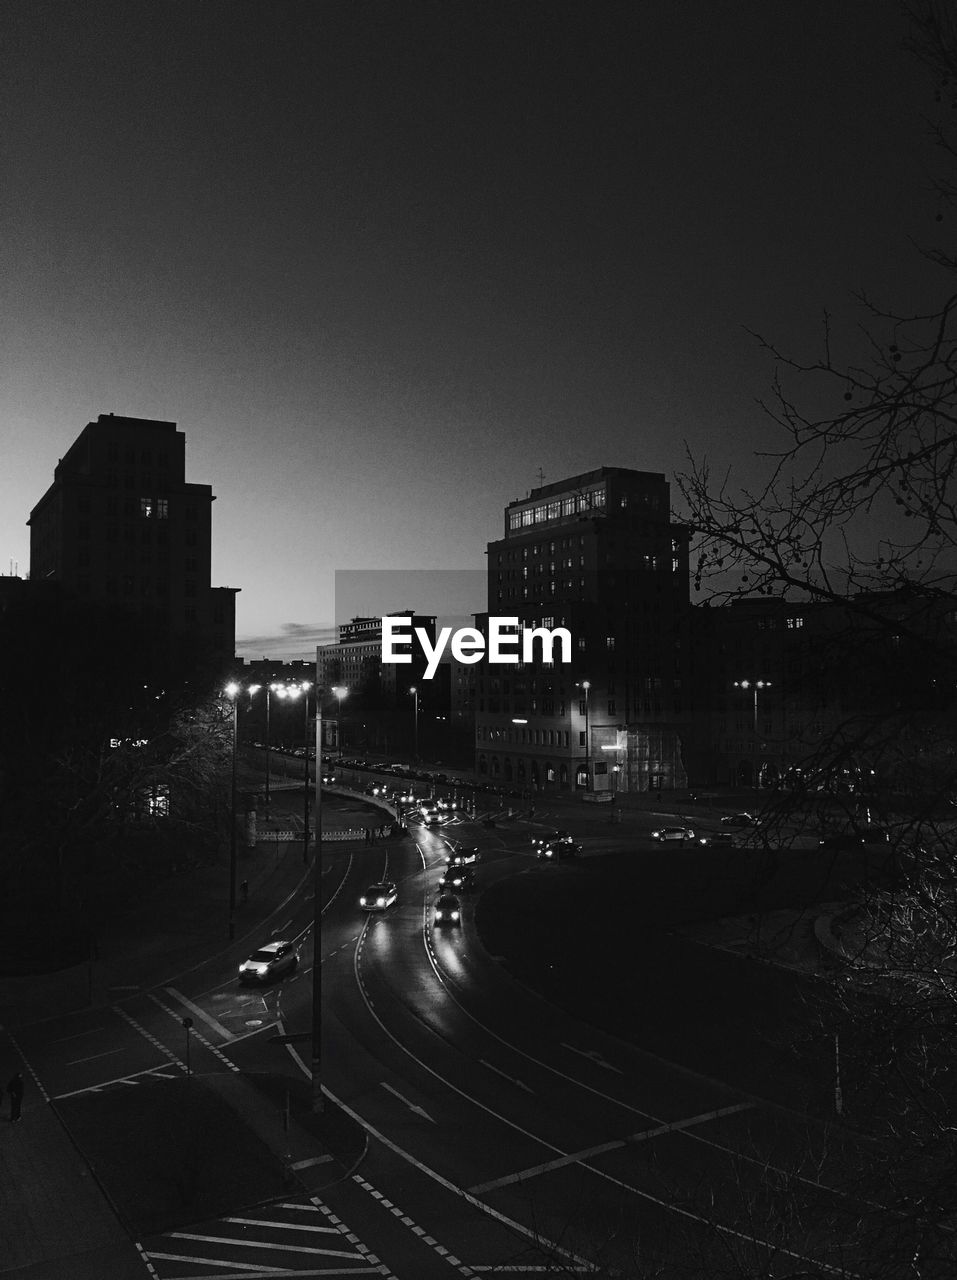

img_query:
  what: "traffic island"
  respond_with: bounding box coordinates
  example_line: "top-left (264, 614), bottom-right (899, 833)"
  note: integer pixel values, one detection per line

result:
top-left (54, 1071), bottom-right (365, 1237)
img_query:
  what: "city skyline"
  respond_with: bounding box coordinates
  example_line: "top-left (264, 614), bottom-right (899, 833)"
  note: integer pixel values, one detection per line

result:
top-left (1, 1), bottom-right (943, 658)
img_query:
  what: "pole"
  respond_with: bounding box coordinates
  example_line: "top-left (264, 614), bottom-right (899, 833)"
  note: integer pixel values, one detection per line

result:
top-left (265, 686), bottom-right (272, 810)
top-left (584, 685), bottom-right (591, 792)
top-left (834, 1031), bottom-right (843, 1116)
top-left (229, 698), bottom-right (238, 939)
top-left (303, 692), bottom-right (311, 863)
top-left (311, 698), bottom-right (324, 1114)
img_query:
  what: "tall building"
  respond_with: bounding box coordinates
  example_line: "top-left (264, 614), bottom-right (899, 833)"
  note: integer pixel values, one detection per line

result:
top-left (317, 612), bottom-right (442, 755)
top-left (476, 466), bottom-right (691, 792)
top-left (28, 413), bottom-right (238, 683)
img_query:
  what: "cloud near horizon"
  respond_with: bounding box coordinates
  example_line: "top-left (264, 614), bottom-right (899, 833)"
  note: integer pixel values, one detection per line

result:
top-left (235, 621), bottom-right (337, 660)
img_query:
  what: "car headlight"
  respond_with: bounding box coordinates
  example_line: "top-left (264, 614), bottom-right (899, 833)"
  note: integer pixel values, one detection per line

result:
top-left (376, 897), bottom-right (385, 906)
top-left (359, 897), bottom-right (367, 906)
top-left (451, 911), bottom-right (460, 920)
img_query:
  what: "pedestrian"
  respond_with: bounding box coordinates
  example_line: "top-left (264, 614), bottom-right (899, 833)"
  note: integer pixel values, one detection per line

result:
top-left (7, 1071), bottom-right (24, 1123)
top-left (240, 879), bottom-right (249, 904)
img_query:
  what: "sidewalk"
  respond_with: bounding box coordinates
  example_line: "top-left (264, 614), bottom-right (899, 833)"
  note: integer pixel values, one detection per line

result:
top-left (0, 788), bottom-right (374, 1279)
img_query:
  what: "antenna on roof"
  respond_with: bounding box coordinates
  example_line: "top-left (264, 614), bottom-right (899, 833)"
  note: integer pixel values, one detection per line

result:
top-left (535, 467), bottom-right (545, 487)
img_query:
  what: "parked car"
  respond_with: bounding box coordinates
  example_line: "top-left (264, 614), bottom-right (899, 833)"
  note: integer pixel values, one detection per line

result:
top-left (433, 894), bottom-right (462, 927)
top-left (721, 813), bottom-right (757, 827)
top-left (238, 940), bottom-right (298, 983)
top-left (651, 826), bottom-right (695, 843)
top-left (359, 881), bottom-right (398, 911)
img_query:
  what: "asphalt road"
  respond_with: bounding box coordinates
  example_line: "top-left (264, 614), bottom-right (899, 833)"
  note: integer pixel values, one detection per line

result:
top-left (9, 793), bottom-right (897, 1278)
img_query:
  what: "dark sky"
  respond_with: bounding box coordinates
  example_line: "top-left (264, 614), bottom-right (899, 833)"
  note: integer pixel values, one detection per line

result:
top-left (1, 1), bottom-right (943, 657)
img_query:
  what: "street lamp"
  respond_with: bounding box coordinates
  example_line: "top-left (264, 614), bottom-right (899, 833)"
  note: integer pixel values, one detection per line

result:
top-left (276, 682), bottom-right (313, 864)
top-left (733, 679), bottom-right (772, 789)
top-left (409, 686), bottom-right (419, 762)
top-left (733, 679), bottom-right (772, 734)
top-left (224, 681), bottom-right (260, 939)
top-left (309, 685), bottom-right (347, 1115)
top-left (331, 686), bottom-right (348, 759)
top-left (576, 680), bottom-right (591, 791)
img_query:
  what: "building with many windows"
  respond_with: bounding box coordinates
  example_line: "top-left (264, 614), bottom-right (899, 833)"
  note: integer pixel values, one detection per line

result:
top-left (27, 413), bottom-right (238, 683)
top-left (476, 467), bottom-right (691, 792)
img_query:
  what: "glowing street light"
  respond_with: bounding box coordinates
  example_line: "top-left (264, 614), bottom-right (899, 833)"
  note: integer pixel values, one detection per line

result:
top-left (576, 680), bottom-right (591, 791)
top-left (409, 686), bottom-right (419, 761)
top-left (224, 680), bottom-right (260, 939)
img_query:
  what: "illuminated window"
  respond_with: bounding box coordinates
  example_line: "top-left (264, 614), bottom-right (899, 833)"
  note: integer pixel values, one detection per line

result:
top-left (140, 497), bottom-right (153, 518)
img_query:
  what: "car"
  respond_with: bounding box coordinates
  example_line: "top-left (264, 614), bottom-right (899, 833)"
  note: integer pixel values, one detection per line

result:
top-left (359, 881), bottom-right (398, 911)
top-left (537, 839), bottom-right (582, 860)
top-left (698, 832), bottom-right (736, 847)
top-left (651, 826), bottom-right (695, 842)
top-left (433, 893), bottom-right (462, 927)
top-left (439, 867), bottom-right (475, 892)
top-left (238, 940), bottom-right (298, 983)
top-left (420, 807), bottom-right (450, 825)
top-left (721, 813), bottom-right (757, 827)
top-left (320, 771), bottom-right (337, 784)
top-left (446, 846), bottom-right (480, 867)
top-left (532, 829), bottom-right (571, 849)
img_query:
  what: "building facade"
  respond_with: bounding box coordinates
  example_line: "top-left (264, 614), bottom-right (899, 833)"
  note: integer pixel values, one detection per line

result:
top-left (475, 467), bottom-right (691, 792)
top-left (28, 413), bottom-right (238, 684)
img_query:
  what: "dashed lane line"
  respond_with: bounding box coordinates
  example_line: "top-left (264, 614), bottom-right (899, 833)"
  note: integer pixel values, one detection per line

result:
top-left (309, 1196), bottom-right (398, 1279)
top-left (113, 1006), bottom-right (187, 1073)
top-left (148, 993), bottom-right (241, 1073)
top-left (352, 1175), bottom-right (476, 1278)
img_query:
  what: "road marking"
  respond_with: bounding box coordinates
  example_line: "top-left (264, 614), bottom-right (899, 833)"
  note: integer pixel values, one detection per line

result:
top-left (168, 1231), bottom-right (363, 1258)
top-left (148, 994), bottom-right (241, 1073)
top-left (479, 1059), bottom-right (533, 1093)
top-left (290, 1154), bottom-right (335, 1170)
top-left (114, 1006), bottom-right (187, 1073)
top-left (164, 987), bottom-right (236, 1041)
top-left (51, 1026), bottom-right (110, 1043)
top-left (54, 1063), bottom-right (182, 1099)
top-left (309, 1196), bottom-right (399, 1279)
top-left (283, 1037), bottom-right (598, 1274)
top-left (380, 1081), bottom-right (435, 1122)
top-left (144, 1252), bottom-right (375, 1274)
top-left (66, 1047), bottom-right (127, 1066)
top-left (560, 1042), bottom-right (623, 1073)
top-left (470, 1102), bottom-right (756, 1193)
top-left (352, 1175), bottom-right (476, 1278)
top-left (222, 1212), bottom-right (338, 1231)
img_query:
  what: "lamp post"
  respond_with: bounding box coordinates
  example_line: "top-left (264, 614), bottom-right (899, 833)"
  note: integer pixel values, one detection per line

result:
top-left (223, 681), bottom-right (260, 939)
top-left (733, 679), bottom-right (772, 789)
top-left (576, 680), bottom-right (591, 791)
top-left (310, 689), bottom-right (344, 1115)
top-left (264, 682), bottom-right (281, 810)
top-left (409, 686), bottom-right (419, 762)
top-left (331, 686), bottom-right (348, 760)
top-left (276, 682), bottom-right (313, 863)
top-left (224, 682), bottom-right (241, 940)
